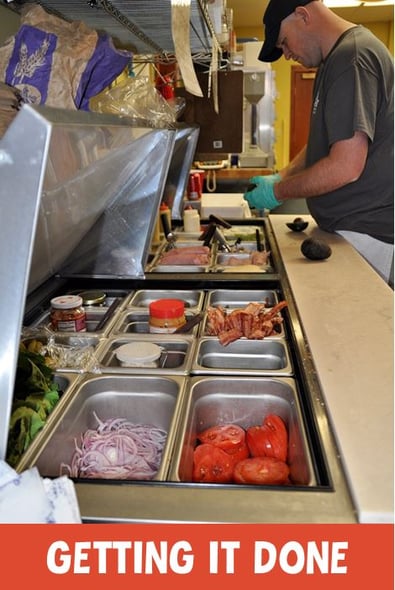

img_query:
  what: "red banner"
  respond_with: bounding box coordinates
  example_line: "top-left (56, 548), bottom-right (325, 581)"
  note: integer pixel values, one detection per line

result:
top-left (1, 524), bottom-right (393, 588)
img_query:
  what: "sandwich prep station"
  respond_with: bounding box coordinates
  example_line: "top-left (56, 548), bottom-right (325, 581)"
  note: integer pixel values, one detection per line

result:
top-left (0, 104), bottom-right (392, 524)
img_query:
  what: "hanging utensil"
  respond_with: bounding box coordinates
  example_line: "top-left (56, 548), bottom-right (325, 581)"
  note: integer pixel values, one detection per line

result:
top-left (256, 229), bottom-right (264, 252)
top-left (208, 213), bottom-right (232, 229)
top-left (95, 298), bottom-right (121, 332)
top-left (215, 227), bottom-right (232, 252)
top-left (160, 211), bottom-right (177, 248)
top-left (201, 223), bottom-right (217, 247)
top-left (174, 312), bottom-right (204, 334)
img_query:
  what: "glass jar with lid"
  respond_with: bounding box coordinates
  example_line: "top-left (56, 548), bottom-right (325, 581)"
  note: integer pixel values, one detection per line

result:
top-left (149, 298), bottom-right (186, 333)
top-left (50, 295), bottom-right (86, 332)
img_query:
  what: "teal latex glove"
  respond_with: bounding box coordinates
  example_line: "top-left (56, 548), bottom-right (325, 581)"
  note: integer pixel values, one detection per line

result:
top-left (243, 173), bottom-right (282, 210)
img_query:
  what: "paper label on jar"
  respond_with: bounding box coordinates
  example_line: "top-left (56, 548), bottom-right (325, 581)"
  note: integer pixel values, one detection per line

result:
top-left (56, 319), bottom-right (86, 332)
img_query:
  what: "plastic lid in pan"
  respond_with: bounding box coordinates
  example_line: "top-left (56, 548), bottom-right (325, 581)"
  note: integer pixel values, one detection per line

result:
top-left (114, 342), bottom-right (163, 367)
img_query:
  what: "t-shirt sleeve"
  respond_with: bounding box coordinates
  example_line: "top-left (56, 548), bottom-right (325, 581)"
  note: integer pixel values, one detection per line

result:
top-left (324, 63), bottom-right (378, 146)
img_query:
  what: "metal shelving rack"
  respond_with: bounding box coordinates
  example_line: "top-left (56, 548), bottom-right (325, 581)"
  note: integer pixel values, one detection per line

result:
top-left (8, 0), bottom-right (227, 62)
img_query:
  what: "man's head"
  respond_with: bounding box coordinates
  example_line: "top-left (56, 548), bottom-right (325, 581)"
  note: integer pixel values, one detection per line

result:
top-left (258, 0), bottom-right (313, 62)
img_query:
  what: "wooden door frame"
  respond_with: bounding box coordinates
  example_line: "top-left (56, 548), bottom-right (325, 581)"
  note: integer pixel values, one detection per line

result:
top-left (290, 65), bottom-right (316, 161)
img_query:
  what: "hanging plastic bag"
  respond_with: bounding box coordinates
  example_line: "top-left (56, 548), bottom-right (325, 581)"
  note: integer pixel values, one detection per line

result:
top-left (0, 3), bottom-right (131, 111)
top-left (90, 75), bottom-right (185, 127)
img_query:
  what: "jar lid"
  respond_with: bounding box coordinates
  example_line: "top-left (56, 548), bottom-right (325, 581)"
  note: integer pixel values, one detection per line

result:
top-left (149, 299), bottom-right (185, 319)
top-left (115, 342), bottom-right (162, 364)
top-left (50, 295), bottom-right (83, 309)
top-left (78, 290), bottom-right (106, 306)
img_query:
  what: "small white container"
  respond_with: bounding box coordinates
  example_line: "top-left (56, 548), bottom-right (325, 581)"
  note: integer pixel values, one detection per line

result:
top-left (183, 208), bottom-right (201, 233)
top-left (114, 342), bottom-right (163, 368)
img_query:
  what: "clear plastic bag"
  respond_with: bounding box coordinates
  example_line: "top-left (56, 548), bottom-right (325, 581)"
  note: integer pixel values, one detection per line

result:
top-left (90, 75), bottom-right (185, 127)
top-left (21, 327), bottom-right (100, 373)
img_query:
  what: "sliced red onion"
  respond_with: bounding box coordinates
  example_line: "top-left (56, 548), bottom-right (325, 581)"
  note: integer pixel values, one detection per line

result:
top-left (61, 412), bottom-right (167, 480)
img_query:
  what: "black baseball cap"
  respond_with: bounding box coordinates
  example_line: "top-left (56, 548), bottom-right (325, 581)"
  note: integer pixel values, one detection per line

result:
top-left (258, 0), bottom-right (312, 62)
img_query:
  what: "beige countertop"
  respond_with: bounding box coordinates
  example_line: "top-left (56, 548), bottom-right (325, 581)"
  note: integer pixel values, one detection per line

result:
top-left (269, 214), bottom-right (394, 523)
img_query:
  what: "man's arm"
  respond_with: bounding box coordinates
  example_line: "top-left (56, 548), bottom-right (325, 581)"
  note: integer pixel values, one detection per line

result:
top-left (275, 131), bottom-right (368, 201)
top-left (280, 146), bottom-right (307, 179)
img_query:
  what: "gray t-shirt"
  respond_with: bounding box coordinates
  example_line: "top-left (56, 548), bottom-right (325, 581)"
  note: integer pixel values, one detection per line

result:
top-left (306, 26), bottom-right (394, 244)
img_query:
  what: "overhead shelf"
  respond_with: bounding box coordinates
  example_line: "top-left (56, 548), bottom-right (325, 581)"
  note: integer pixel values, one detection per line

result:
top-left (10, 0), bottom-right (222, 58)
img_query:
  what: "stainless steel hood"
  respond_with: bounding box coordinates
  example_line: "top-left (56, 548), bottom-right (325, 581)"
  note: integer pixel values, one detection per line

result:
top-left (0, 103), bottom-right (177, 461)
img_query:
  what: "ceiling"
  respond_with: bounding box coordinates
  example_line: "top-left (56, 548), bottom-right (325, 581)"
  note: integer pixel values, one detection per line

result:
top-left (227, 0), bottom-right (394, 32)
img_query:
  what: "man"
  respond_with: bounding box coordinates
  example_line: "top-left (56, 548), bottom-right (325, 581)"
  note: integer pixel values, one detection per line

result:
top-left (244, 0), bottom-right (394, 285)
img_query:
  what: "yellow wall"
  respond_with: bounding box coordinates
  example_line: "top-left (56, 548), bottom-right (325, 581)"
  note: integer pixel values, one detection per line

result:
top-left (236, 21), bottom-right (393, 169)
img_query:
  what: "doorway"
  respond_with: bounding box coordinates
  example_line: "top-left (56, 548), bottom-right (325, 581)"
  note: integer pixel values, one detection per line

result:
top-left (290, 66), bottom-right (316, 161)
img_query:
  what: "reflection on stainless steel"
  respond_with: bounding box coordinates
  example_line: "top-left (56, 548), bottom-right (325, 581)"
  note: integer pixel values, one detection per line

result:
top-left (192, 338), bottom-right (292, 376)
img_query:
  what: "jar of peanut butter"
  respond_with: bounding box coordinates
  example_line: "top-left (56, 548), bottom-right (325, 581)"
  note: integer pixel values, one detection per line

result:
top-left (149, 298), bottom-right (186, 333)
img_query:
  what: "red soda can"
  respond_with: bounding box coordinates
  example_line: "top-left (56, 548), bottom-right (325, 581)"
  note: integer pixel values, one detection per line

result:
top-left (188, 173), bottom-right (200, 200)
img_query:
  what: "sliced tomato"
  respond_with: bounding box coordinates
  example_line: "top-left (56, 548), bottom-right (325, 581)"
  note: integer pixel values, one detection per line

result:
top-left (230, 441), bottom-right (250, 463)
top-left (192, 443), bottom-right (235, 483)
top-left (246, 414), bottom-right (288, 462)
top-left (233, 456), bottom-right (290, 486)
top-left (198, 424), bottom-right (246, 454)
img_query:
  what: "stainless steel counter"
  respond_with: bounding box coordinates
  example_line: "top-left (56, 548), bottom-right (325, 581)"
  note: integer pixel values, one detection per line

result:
top-left (269, 214), bottom-right (394, 523)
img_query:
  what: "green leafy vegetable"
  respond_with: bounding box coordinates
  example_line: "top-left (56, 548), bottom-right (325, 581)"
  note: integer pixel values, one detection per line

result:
top-left (6, 348), bottom-right (61, 467)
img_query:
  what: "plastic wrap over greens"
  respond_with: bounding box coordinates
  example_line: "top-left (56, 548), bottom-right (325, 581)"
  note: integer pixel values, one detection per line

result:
top-left (21, 329), bottom-right (100, 373)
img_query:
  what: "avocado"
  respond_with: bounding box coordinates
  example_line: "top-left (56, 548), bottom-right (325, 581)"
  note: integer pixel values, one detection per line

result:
top-left (301, 238), bottom-right (332, 260)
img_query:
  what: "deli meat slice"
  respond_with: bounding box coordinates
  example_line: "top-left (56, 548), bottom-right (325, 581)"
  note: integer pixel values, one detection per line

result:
top-left (250, 250), bottom-right (270, 266)
top-left (159, 253), bottom-right (210, 265)
top-left (159, 245), bottom-right (210, 265)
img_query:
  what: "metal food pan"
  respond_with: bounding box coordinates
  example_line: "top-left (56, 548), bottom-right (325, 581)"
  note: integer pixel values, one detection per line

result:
top-left (149, 264), bottom-right (211, 273)
top-left (200, 316), bottom-right (285, 340)
top-left (168, 376), bottom-right (315, 486)
top-left (191, 338), bottom-right (293, 376)
top-left (111, 310), bottom-right (201, 336)
top-left (69, 289), bottom-right (132, 310)
top-left (147, 242), bottom-right (213, 273)
top-left (13, 371), bottom-right (81, 472)
top-left (169, 240), bottom-right (206, 248)
top-left (29, 294), bottom-right (124, 336)
top-left (30, 374), bottom-right (187, 481)
top-left (21, 333), bottom-right (103, 373)
top-left (96, 336), bottom-right (196, 375)
top-left (225, 242), bottom-right (258, 252)
top-left (216, 253), bottom-right (257, 265)
top-left (174, 230), bottom-right (202, 240)
top-left (202, 290), bottom-right (285, 339)
top-left (212, 266), bottom-right (273, 274)
top-left (215, 250), bottom-right (271, 265)
top-left (127, 289), bottom-right (205, 312)
top-left (205, 289), bottom-right (279, 308)
top-left (213, 253), bottom-right (273, 274)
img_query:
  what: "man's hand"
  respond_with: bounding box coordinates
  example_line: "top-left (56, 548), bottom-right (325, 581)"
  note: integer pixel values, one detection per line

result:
top-left (243, 173), bottom-right (282, 210)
